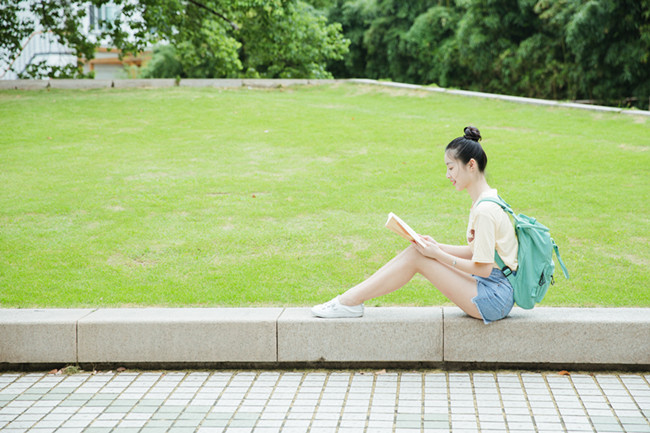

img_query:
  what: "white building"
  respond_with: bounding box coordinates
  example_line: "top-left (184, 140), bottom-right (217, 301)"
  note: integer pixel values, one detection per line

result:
top-left (1, 2), bottom-right (149, 80)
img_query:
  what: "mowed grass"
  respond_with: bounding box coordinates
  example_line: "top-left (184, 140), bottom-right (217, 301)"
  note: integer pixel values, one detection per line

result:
top-left (1, 83), bottom-right (648, 308)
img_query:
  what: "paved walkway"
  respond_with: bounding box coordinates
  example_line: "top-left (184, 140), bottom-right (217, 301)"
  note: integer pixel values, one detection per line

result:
top-left (0, 370), bottom-right (648, 433)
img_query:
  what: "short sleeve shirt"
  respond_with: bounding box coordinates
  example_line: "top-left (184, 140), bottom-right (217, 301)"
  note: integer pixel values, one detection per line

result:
top-left (466, 189), bottom-right (518, 270)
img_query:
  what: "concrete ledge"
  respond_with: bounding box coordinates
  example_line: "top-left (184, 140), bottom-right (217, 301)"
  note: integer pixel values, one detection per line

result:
top-left (242, 79), bottom-right (311, 88)
top-left (48, 79), bottom-right (113, 89)
top-left (0, 309), bottom-right (94, 363)
top-left (77, 308), bottom-right (282, 364)
top-left (112, 79), bottom-right (176, 88)
top-left (180, 79), bottom-right (243, 88)
top-left (278, 307), bottom-right (442, 364)
top-left (444, 307), bottom-right (650, 366)
top-left (2, 78), bottom-right (647, 115)
top-left (1, 307), bottom-right (648, 369)
top-left (0, 78), bottom-right (321, 91)
top-left (0, 80), bottom-right (50, 90)
top-left (348, 79), bottom-right (650, 117)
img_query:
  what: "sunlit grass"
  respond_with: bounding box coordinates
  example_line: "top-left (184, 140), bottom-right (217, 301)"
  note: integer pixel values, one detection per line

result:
top-left (1, 83), bottom-right (648, 308)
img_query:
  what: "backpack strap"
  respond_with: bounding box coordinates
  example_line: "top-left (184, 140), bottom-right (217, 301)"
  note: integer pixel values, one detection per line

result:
top-left (493, 250), bottom-right (514, 278)
top-left (552, 240), bottom-right (570, 279)
top-left (477, 197), bottom-right (516, 278)
top-left (479, 197), bottom-right (570, 281)
top-left (476, 196), bottom-right (514, 216)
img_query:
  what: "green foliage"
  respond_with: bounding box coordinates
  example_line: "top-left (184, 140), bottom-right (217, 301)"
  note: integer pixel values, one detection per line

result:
top-left (3, 0), bottom-right (648, 107)
top-left (328, 0), bottom-right (432, 79)
top-left (238, 1), bottom-right (349, 78)
top-left (1, 0), bottom-right (349, 80)
top-left (139, 45), bottom-right (184, 79)
top-left (327, 0), bottom-right (379, 77)
top-left (61, 365), bottom-right (82, 375)
top-left (140, 20), bottom-right (243, 79)
top-left (403, 6), bottom-right (460, 86)
top-left (566, 0), bottom-right (650, 107)
top-left (327, 0), bottom-right (650, 109)
top-left (139, 0), bottom-right (349, 79)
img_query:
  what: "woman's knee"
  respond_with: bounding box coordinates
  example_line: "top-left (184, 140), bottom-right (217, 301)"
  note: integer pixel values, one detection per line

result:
top-left (402, 245), bottom-right (434, 272)
top-left (401, 244), bottom-right (422, 262)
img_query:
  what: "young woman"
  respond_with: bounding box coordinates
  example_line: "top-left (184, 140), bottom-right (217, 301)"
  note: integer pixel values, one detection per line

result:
top-left (311, 126), bottom-right (518, 324)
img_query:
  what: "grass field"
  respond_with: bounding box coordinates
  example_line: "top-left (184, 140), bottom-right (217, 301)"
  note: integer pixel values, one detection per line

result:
top-left (1, 83), bottom-right (648, 308)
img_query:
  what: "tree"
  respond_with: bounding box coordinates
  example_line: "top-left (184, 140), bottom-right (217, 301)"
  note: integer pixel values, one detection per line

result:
top-left (450, 0), bottom-right (543, 94)
top-left (238, 1), bottom-right (349, 78)
top-left (326, 0), bottom-right (650, 109)
top-left (403, 5), bottom-right (460, 86)
top-left (504, 0), bottom-right (580, 100)
top-left (0, 0), bottom-right (349, 79)
top-left (326, 0), bottom-right (379, 78)
top-left (326, 0), bottom-right (435, 81)
top-left (359, 0), bottom-right (434, 81)
top-left (566, 0), bottom-right (650, 107)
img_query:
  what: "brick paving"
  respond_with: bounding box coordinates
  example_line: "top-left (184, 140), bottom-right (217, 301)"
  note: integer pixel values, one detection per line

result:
top-left (0, 370), bottom-right (648, 433)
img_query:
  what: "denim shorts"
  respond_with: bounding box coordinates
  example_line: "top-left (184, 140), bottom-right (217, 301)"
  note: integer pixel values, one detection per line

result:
top-left (472, 268), bottom-right (515, 324)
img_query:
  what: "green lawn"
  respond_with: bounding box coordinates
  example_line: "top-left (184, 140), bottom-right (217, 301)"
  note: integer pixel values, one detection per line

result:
top-left (1, 83), bottom-right (648, 308)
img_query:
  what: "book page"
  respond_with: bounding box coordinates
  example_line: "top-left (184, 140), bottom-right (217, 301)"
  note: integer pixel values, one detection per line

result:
top-left (385, 213), bottom-right (427, 247)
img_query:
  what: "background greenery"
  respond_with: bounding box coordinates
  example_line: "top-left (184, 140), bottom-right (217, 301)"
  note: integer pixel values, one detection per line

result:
top-left (1, 0), bottom-right (349, 80)
top-left (325, 0), bottom-right (650, 110)
top-left (2, 0), bottom-right (649, 109)
top-left (1, 83), bottom-right (648, 308)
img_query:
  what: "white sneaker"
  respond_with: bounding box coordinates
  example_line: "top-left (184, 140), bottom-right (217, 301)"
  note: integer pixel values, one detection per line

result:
top-left (311, 296), bottom-right (364, 318)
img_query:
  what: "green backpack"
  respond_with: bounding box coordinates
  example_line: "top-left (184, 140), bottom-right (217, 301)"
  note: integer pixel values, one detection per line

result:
top-left (478, 197), bottom-right (569, 309)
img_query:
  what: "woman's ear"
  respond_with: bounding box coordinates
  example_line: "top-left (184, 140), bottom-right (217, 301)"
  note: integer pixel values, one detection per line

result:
top-left (467, 158), bottom-right (477, 171)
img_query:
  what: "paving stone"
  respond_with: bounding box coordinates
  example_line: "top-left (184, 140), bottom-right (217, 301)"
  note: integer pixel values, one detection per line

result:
top-left (622, 424), bottom-right (650, 433)
top-left (1, 371), bottom-right (649, 433)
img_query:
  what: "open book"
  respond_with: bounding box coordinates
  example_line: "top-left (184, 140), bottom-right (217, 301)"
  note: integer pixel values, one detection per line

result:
top-left (385, 212), bottom-right (427, 248)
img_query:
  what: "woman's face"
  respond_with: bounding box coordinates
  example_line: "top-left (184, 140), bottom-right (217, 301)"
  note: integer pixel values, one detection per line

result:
top-left (444, 151), bottom-right (472, 191)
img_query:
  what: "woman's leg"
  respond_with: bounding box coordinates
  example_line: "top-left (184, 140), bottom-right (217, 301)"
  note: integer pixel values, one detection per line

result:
top-left (339, 245), bottom-right (482, 319)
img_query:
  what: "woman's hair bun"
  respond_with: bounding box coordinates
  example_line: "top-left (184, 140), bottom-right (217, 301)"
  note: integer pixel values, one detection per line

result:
top-left (463, 126), bottom-right (481, 142)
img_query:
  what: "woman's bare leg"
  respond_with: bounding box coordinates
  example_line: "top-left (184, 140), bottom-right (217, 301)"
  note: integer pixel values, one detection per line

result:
top-left (338, 245), bottom-right (482, 319)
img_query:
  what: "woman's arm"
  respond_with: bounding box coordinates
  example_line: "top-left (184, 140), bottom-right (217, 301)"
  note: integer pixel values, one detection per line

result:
top-left (438, 243), bottom-right (473, 260)
top-left (415, 237), bottom-right (493, 278)
top-left (419, 236), bottom-right (472, 259)
top-left (432, 249), bottom-right (493, 278)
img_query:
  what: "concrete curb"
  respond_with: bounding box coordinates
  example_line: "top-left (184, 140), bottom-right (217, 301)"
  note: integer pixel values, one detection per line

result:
top-left (1, 78), bottom-right (648, 116)
top-left (1, 307), bottom-right (648, 370)
top-left (0, 78), bottom-right (333, 91)
top-left (348, 79), bottom-right (650, 117)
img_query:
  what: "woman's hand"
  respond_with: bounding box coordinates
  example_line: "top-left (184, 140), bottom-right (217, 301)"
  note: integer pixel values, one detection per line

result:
top-left (412, 235), bottom-right (443, 260)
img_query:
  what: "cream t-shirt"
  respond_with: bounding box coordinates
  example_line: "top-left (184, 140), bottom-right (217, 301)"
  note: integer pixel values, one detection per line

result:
top-left (466, 189), bottom-right (518, 270)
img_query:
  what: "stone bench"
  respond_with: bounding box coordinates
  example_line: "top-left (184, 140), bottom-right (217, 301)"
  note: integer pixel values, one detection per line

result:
top-left (1, 307), bottom-right (648, 370)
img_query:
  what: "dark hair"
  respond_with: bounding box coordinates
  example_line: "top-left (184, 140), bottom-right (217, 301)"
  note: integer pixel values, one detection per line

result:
top-left (445, 126), bottom-right (487, 172)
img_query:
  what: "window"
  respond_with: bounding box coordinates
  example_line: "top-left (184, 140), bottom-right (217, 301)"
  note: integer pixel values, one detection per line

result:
top-left (89, 4), bottom-right (119, 31)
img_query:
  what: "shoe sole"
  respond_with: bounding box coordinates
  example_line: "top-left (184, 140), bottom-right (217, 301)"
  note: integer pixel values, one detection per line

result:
top-left (310, 309), bottom-right (364, 319)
